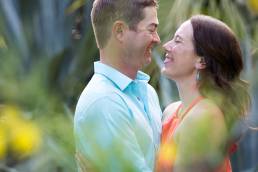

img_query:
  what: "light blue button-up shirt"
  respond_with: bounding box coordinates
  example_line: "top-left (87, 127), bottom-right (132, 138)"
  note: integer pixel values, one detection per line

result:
top-left (74, 61), bottom-right (162, 172)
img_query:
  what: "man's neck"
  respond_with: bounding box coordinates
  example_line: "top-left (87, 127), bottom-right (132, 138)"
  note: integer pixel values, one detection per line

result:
top-left (99, 50), bottom-right (138, 80)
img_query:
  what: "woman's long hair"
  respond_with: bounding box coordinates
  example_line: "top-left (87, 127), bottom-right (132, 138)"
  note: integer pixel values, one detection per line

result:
top-left (190, 15), bottom-right (251, 132)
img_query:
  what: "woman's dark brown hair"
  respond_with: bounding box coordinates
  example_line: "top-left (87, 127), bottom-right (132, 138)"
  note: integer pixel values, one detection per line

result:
top-left (190, 15), bottom-right (250, 131)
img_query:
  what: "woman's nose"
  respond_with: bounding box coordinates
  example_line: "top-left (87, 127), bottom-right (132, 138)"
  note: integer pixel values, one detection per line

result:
top-left (163, 41), bottom-right (172, 51)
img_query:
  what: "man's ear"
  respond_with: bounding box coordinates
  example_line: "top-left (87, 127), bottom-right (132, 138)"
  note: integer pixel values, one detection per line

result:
top-left (112, 21), bottom-right (128, 42)
top-left (195, 57), bottom-right (206, 69)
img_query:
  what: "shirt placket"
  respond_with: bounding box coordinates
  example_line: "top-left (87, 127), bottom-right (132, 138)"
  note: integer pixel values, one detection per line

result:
top-left (133, 82), bottom-right (157, 134)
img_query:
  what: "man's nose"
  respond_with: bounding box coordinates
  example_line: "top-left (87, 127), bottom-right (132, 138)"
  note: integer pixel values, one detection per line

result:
top-left (153, 32), bottom-right (160, 44)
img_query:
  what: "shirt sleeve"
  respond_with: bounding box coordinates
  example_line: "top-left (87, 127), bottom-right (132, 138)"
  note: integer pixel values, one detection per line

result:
top-left (74, 93), bottom-right (152, 172)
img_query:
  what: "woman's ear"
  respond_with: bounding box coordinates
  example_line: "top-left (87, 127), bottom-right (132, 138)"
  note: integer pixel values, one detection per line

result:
top-left (112, 21), bottom-right (128, 42)
top-left (195, 57), bottom-right (206, 69)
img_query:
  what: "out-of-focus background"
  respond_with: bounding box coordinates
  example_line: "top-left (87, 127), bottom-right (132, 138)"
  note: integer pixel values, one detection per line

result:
top-left (0, 0), bottom-right (257, 171)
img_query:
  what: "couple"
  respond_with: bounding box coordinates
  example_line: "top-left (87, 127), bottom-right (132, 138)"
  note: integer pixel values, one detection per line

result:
top-left (74, 0), bottom-right (250, 171)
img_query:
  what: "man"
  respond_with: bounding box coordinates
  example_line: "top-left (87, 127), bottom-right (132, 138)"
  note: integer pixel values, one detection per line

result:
top-left (74, 0), bottom-right (162, 171)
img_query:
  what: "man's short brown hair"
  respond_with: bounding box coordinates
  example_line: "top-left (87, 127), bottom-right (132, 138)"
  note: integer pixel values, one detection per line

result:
top-left (91, 0), bottom-right (158, 49)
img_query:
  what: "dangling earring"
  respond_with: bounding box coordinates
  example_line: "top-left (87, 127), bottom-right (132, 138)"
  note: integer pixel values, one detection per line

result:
top-left (196, 70), bottom-right (200, 81)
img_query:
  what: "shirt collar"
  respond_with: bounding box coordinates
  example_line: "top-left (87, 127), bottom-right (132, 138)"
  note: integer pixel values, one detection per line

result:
top-left (94, 61), bottom-right (150, 91)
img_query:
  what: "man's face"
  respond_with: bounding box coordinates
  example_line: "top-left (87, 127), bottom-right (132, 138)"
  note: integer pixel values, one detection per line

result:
top-left (123, 6), bottom-right (160, 70)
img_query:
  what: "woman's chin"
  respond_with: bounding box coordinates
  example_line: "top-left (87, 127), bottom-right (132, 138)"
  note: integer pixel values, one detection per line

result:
top-left (161, 68), bottom-right (175, 79)
top-left (161, 67), bottom-right (169, 76)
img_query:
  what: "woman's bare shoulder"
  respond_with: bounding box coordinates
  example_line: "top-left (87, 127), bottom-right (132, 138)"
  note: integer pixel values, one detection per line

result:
top-left (162, 101), bottom-right (181, 122)
top-left (183, 98), bottom-right (226, 132)
top-left (195, 98), bottom-right (224, 118)
top-left (175, 99), bottom-right (228, 169)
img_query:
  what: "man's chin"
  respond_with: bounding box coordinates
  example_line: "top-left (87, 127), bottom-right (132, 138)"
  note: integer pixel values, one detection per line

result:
top-left (145, 55), bottom-right (152, 64)
top-left (138, 55), bottom-right (152, 69)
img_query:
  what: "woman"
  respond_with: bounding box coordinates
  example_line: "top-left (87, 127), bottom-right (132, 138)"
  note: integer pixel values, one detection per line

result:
top-left (156, 15), bottom-right (250, 172)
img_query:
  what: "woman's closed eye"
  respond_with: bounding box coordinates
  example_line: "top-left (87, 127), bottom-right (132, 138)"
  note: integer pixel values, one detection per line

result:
top-left (173, 35), bottom-right (183, 43)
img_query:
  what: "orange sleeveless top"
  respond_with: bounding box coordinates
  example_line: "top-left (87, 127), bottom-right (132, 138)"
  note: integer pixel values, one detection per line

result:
top-left (156, 97), bottom-right (233, 172)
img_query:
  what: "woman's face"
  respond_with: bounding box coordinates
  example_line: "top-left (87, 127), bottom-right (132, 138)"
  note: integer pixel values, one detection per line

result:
top-left (162, 20), bottom-right (199, 81)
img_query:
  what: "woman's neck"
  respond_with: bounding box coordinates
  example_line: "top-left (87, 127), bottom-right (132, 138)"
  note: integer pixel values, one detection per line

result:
top-left (176, 78), bottom-right (202, 109)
